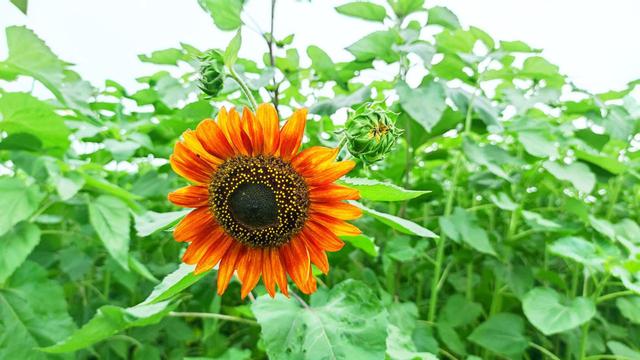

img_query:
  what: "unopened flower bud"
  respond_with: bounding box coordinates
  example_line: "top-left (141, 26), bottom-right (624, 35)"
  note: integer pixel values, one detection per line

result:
top-left (198, 49), bottom-right (226, 98)
top-left (344, 103), bottom-right (403, 164)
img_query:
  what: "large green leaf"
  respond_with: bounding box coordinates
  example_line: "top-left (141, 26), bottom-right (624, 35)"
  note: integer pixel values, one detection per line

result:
top-left (396, 80), bottom-right (446, 132)
top-left (463, 138), bottom-right (516, 180)
top-left (1, 26), bottom-right (93, 113)
top-left (0, 176), bottom-right (43, 236)
top-left (340, 234), bottom-right (379, 257)
top-left (309, 86), bottom-right (371, 115)
top-left (335, 2), bottom-right (387, 22)
top-left (340, 177), bottom-right (428, 201)
top-left (387, 0), bottom-right (425, 18)
top-left (543, 161), bottom-right (596, 193)
top-left (427, 6), bottom-right (460, 29)
top-left (468, 313), bottom-right (529, 357)
top-left (0, 261), bottom-right (75, 359)
top-left (522, 287), bottom-right (596, 335)
top-left (0, 92), bottom-right (70, 152)
top-left (548, 237), bottom-right (603, 267)
top-left (88, 195), bottom-right (131, 270)
top-left (42, 301), bottom-right (176, 353)
top-left (354, 202), bottom-right (438, 238)
top-left (198, 0), bottom-right (245, 31)
top-left (143, 264), bottom-right (208, 304)
top-left (347, 31), bottom-right (399, 63)
top-left (616, 297), bottom-right (640, 324)
top-left (0, 222), bottom-right (40, 283)
top-left (134, 209), bottom-right (190, 237)
top-left (252, 280), bottom-right (388, 360)
top-left (439, 207), bottom-right (496, 256)
top-left (10, 0), bottom-right (28, 14)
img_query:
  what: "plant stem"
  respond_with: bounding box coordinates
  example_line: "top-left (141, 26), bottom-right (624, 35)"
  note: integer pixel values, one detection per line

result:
top-left (168, 311), bottom-right (259, 326)
top-left (228, 66), bottom-right (258, 112)
top-left (597, 290), bottom-right (635, 303)
top-left (529, 342), bottom-right (562, 360)
top-left (266, 0), bottom-right (280, 112)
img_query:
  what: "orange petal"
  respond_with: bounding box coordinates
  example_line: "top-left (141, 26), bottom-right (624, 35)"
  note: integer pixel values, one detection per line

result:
top-left (183, 130), bottom-right (223, 166)
top-left (242, 107), bottom-right (264, 155)
top-left (170, 142), bottom-right (215, 185)
top-left (310, 213), bottom-right (361, 236)
top-left (292, 146), bottom-right (339, 176)
top-left (303, 223), bottom-right (345, 252)
top-left (195, 118), bottom-right (235, 159)
top-left (173, 207), bottom-right (215, 242)
top-left (299, 231), bottom-right (329, 274)
top-left (168, 185), bottom-right (209, 208)
top-left (221, 108), bottom-right (252, 156)
top-left (309, 184), bottom-right (360, 202)
top-left (182, 229), bottom-right (220, 265)
top-left (257, 103), bottom-right (280, 155)
top-left (277, 108), bottom-right (307, 161)
top-left (280, 236), bottom-right (311, 292)
top-left (301, 267), bottom-right (317, 295)
top-left (194, 234), bottom-right (234, 274)
top-left (217, 242), bottom-right (245, 295)
top-left (237, 248), bottom-right (263, 299)
top-left (270, 248), bottom-right (289, 296)
top-left (306, 160), bottom-right (355, 186)
top-left (310, 201), bottom-right (362, 220)
top-left (262, 248), bottom-right (276, 297)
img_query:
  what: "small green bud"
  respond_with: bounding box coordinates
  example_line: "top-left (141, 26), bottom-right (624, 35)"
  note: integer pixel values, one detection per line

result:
top-left (344, 102), bottom-right (403, 164)
top-left (198, 49), bottom-right (226, 98)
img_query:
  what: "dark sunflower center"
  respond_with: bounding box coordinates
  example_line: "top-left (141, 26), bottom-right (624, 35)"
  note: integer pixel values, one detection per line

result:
top-left (229, 183), bottom-right (277, 228)
top-left (208, 155), bottom-right (309, 248)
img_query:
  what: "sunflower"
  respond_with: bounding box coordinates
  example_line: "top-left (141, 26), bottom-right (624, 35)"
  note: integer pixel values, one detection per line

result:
top-left (168, 104), bottom-right (362, 298)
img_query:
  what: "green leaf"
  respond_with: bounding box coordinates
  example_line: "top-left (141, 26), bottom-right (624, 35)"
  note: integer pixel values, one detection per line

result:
top-left (138, 48), bottom-right (186, 65)
top-left (0, 92), bottom-right (70, 151)
top-left (607, 341), bottom-right (640, 359)
top-left (341, 234), bottom-right (379, 256)
top-left (0, 176), bottom-right (43, 236)
top-left (437, 323), bottom-right (466, 355)
top-left (427, 6), bottom-right (460, 29)
top-left (396, 80), bottom-right (446, 132)
top-left (518, 131), bottom-right (558, 158)
top-left (1, 26), bottom-right (93, 113)
top-left (543, 161), bottom-right (596, 193)
top-left (347, 30), bottom-right (399, 63)
top-left (198, 0), bottom-right (244, 31)
top-left (42, 300), bottom-right (176, 353)
top-left (252, 279), bottom-right (388, 360)
top-left (10, 0), bottom-right (27, 14)
top-left (0, 222), bottom-right (40, 283)
top-left (440, 294), bottom-right (482, 328)
top-left (307, 45), bottom-right (341, 84)
top-left (134, 209), bottom-right (190, 237)
top-left (616, 297), bottom-right (640, 324)
top-left (0, 261), bottom-right (75, 359)
top-left (224, 30), bottom-right (242, 68)
top-left (468, 313), bottom-right (529, 357)
top-left (88, 195), bottom-right (131, 270)
top-left (340, 177), bottom-right (428, 201)
top-left (309, 86), bottom-right (371, 115)
top-left (439, 207), bottom-right (496, 256)
top-left (548, 237), bottom-right (603, 267)
top-left (142, 264), bottom-right (208, 304)
top-left (335, 2), bottom-right (387, 22)
top-left (388, 0), bottom-right (425, 18)
top-left (522, 287), bottom-right (596, 335)
top-left (574, 148), bottom-right (626, 175)
top-left (354, 202), bottom-right (438, 238)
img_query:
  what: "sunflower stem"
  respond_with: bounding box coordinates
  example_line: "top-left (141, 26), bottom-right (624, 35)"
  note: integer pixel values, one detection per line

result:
top-left (228, 66), bottom-right (258, 112)
top-left (168, 311), bottom-right (259, 326)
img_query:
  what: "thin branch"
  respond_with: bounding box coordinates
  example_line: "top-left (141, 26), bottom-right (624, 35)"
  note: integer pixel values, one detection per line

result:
top-left (168, 311), bottom-right (259, 326)
top-left (529, 342), bottom-right (561, 360)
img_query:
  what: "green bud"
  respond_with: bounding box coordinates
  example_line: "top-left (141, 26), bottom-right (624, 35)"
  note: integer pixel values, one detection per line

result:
top-left (344, 102), bottom-right (403, 164)
top-left (198, 49), bottom-right (226, 98)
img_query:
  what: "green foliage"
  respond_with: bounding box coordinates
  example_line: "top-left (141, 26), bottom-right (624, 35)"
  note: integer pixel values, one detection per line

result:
top-left (1, 1), bottom-right (640, 359)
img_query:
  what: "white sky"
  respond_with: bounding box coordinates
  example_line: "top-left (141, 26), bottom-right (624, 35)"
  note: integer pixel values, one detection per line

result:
top-left (0, 0), bottom-right (639, 94)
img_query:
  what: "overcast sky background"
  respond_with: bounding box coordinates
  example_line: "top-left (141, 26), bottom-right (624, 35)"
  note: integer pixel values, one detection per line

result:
top-left (0, 0), bottom-right (638, 94)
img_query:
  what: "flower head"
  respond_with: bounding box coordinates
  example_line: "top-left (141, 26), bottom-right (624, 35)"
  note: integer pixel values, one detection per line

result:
top-left (198, 49), bottom-right (226, 98)
top-left (168, 104), bottom-right (361, 298)
top-left (344, 102), bottom-right (403, 164)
